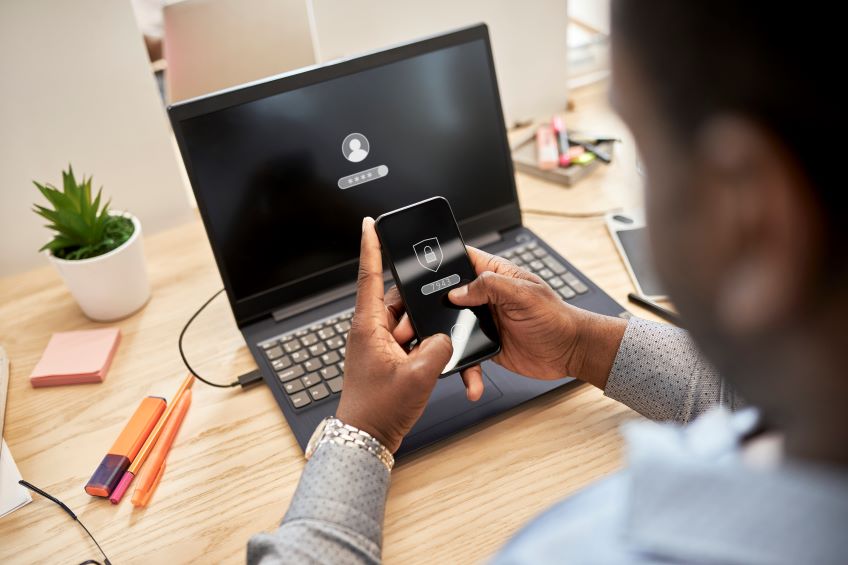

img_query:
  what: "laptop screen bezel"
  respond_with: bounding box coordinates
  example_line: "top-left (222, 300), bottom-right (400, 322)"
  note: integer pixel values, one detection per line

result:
top-left (169, 23), bottom-right (522, 326)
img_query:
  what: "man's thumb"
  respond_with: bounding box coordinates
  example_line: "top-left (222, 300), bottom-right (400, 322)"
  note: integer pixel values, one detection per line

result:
top-left (407, 333), bottom-right (453, 381)
top-left (448, 271), bottom-right (511, 307)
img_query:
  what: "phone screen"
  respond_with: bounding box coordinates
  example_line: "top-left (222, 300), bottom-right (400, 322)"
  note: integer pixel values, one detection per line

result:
top-left (375, 197), bottom-right (501, 374)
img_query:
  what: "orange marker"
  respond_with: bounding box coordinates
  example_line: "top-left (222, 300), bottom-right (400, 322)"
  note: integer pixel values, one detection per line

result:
top-left (109, 374), bottom-right (194, 503)
top-left (132, 388), bottom-right (192, 507)
top-left (85, 396), bottom-right (166, 497)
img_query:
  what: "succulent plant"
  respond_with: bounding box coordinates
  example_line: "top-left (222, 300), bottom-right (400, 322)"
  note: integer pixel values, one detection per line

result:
top-left (33, 165), bottom-right (134, 260)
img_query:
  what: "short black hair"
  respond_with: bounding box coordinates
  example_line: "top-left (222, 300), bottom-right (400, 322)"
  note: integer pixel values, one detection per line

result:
top-left (612, 0), bottom-right (844, 261)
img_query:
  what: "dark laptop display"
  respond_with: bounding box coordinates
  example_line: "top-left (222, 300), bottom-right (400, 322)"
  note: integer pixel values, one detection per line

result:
top-left (170, 25), bottom-right (626, 456)
top-left (173, 37), bottom-right (517, 321)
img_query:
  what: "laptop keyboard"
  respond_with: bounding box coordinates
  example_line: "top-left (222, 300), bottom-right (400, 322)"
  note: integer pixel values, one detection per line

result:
top-left (259, 240), bottom-right (589, 410)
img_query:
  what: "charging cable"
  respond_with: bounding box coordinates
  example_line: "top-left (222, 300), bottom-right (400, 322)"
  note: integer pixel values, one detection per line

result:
top-left (178, 288), bottom-right (263, 389)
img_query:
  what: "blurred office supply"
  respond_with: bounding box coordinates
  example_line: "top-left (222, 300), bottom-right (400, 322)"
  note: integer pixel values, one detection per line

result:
top-left (309, 0), bottom-right (569, 127)
top-left (0, 0), bottom-right (192, 277)
top-left (164, 0), bottom-right (316, 102)
top-left (627, 293), bottom-right (680, 326)
top-left (511, 123), bottom-right (613, 187)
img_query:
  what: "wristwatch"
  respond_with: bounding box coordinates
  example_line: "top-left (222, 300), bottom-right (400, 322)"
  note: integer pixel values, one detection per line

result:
top-left (305, 416), bottom-right (395, 472)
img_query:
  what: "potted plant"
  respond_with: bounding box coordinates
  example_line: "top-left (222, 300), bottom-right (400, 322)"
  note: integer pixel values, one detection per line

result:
top-left (33, 165), bottom-right (151, 321)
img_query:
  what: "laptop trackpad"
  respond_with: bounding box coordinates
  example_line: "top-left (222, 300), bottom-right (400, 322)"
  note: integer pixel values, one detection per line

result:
top-left (407, 367), bottom-right (503, 439)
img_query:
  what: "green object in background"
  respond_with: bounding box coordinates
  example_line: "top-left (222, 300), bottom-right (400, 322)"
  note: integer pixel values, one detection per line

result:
top-left (32, 165), bottom-right (134, 261)
top-left (573, 152), bottom-right (596, 165)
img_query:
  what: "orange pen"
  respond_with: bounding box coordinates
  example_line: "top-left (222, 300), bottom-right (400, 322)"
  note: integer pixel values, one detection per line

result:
top-left (109, 374), bottom-right (194, 503)
top-left (131, 388), bottom-right (192, 507)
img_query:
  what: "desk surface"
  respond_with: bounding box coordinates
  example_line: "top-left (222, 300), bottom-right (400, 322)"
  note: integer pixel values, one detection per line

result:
top-left (0, 82), bottom-right (655, 564)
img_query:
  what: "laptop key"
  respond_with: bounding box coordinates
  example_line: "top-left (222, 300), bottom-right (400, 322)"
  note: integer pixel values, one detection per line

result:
top-left (532, 248), bottom-right (547, 258)
top-left (277, 365), bottom-right (305, 383)
top-left (334, 321), bottom-right (351, 334)
top-left (291, 350), bottom-right (309, 363)
top-left (303, 359), bottom-right (322, 372)
top-left (264, 345), bottom-right (283, 360)
top-left (260, 340), bottom-right (278, 350)
top-left (280, 334), bottom-right (294, 343)
top-left (529, 260), bottom-right (544, 271)
top-left (321, 351), bottom-right (341, 365)
top-left (302, 373), bottom-right (322, 388)
top-left (326, 336), bottom-right (345, 350)
top-left (301, 333), bottom-right (318, 347)
top-left (527, 241), bottom-right (538, 249)
top-left (272, 356), bottom-right (292, 371)
top-left (558, 286), bottom-right (576, 300)
top-left (289, 391), bottom-right (311, 408)
top-left (572, 281), bottom-right (589, 294)
top-left (317, 327), bottom-right (336, 340)
top-left (340, 310), bottom-right (354, 320)
top-left (520, 252), bottom-right (534, 262)
top-left (309, 323), bottom-right (322, 332)
top-left (320, 365), bottom-right (339, 380)
top-left (295, 328), bottom-right (309, 337)
top-left (538, 268), bottom-right (554, 279)
top-left (308, 383), bottom-right (330, 401)
top-left (337, 361), bottom-right (345, 373)
top-left (326, 376), bottom-right (343, 394)
top-left (548, 276), bottom-right (564, 289)
top-left (283, 340), bottom-right (302, 353)
top-left (308, 343), bottom-right (327, 356)
top-left (283, 379), bottom-right (304, 394)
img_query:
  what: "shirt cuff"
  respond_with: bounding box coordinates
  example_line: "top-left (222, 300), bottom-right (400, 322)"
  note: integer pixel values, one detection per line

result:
top-left (604, 317), bottom-right (707, 422)
top-left (282, 439), bottom-right (391, 543)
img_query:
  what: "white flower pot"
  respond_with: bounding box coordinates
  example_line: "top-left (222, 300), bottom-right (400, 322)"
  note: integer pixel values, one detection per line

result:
top-left (46, 212), bottom-right (151, 321)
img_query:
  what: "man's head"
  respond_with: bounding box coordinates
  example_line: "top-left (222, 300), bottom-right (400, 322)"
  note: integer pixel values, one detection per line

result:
top-left (610, 0), bottom-right (847, 459)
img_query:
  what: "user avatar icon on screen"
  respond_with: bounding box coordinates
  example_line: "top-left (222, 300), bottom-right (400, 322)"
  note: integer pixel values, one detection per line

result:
top-left (342, 133), bottom-right (370, 163)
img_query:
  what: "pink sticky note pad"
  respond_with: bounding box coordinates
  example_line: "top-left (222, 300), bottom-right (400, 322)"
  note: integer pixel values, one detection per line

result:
top-left (29, 328), bottom-right (121, 387)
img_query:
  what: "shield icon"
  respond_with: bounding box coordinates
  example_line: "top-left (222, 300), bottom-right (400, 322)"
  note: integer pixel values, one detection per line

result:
top-left (413, 237), bottom-right (443, 272)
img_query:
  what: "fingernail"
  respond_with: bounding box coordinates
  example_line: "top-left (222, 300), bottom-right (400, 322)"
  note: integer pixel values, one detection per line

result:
top-left (362, 217), bottom-right (372, 232)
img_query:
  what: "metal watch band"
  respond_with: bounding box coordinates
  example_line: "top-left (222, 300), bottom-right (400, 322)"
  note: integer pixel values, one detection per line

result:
top-left (309, 417), bottom-right (395, 471)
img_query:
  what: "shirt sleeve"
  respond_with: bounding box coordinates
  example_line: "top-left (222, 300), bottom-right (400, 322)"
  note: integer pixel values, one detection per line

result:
top-left (247, 441), bottom-right (390, 565)
top-left (604, 317), bottom-right (744, 423)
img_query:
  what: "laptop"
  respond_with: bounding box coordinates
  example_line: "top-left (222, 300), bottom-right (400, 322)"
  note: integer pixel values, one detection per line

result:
top-left (168, 24), bottom-right (627, 457)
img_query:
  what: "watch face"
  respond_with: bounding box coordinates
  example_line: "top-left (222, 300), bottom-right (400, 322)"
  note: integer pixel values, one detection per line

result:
top-left (305, 418), bottom-right (330, 459)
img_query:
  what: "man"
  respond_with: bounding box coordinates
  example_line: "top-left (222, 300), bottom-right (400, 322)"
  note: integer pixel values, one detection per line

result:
top-left (249, 1), bottom-right (848, 562)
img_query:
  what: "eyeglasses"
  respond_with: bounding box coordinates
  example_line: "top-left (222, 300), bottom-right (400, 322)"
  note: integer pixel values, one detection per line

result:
top-left (18, 479), bottom-right (112, 565)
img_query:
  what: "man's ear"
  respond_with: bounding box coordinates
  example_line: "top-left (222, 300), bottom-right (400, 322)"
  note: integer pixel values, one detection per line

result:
top-left (694, 116), bottom-right (823, 339)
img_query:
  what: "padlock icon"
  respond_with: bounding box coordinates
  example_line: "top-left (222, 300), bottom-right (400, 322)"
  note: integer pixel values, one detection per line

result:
top-left (424, 245), bottom-right (436, 263)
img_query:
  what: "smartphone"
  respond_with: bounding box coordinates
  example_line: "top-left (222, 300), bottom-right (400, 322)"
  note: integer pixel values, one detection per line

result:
top-left (605, 209), bottom-right (667, 300)
top-left (375, 196), bottom-right (501, 375)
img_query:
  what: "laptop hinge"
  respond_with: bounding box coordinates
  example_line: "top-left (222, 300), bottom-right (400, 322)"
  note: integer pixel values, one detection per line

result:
top-left (272, 282), bottom-right (357, 322)
top-left (467, 230), bottom-right (502, 249)
top-left (271, 270), bottom-right (394, 323)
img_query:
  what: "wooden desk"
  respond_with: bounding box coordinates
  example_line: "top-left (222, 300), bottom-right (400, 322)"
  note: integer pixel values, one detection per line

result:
top-left (0, 82), bottom-right (655, 563)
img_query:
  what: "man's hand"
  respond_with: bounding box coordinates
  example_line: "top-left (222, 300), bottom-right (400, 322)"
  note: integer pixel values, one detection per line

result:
top-left (336, 217), bottom-right (454, 453)
top-left (448, 247), bottom-right (627, 398)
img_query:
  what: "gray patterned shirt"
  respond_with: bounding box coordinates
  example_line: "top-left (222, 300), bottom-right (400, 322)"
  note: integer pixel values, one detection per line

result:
top-left (247, 318), bottom-right (848, 564)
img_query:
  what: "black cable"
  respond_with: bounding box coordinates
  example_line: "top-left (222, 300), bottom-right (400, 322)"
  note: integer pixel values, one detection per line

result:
top-left (178, 288), bottom-right (240, 388)
top-left (18, 480), bottom-right (112, 565)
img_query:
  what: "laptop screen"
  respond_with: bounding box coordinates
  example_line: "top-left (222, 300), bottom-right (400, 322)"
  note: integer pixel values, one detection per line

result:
top-left (172, 28), bottom-right (518, 320)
